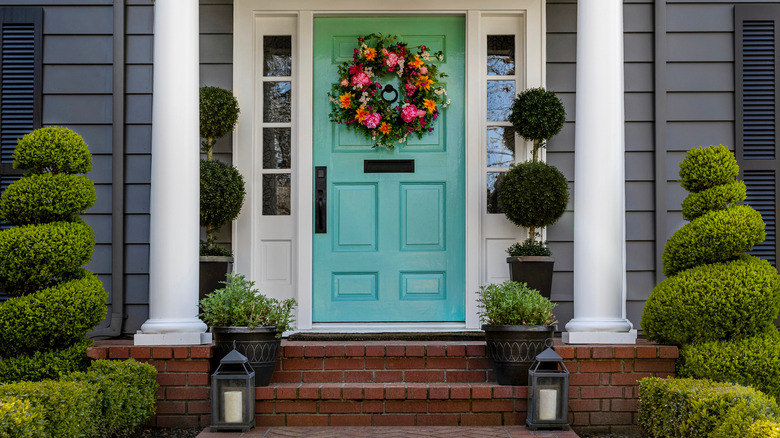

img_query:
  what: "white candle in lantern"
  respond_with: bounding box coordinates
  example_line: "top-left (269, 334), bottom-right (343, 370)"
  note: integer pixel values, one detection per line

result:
top-left (224, 390), bottom-right (243, 423)
top-left (538, 389), bottom-right (558, 421)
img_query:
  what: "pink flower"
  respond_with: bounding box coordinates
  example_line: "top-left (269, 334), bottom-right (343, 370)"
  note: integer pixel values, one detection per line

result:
top-left (400, 105), bottom-right (420, 123)
top-left (340, 79), bottom-right (349, 86)
top-left (349, 63), bottom-right (363, 75)
top-left (405, 82), bottom-right (417, 96)
top-left (386, 52), bottom-right (398, 68)
top-left (417, 109), bottom-right (426, 118)
top-left (351, 71), bottom-right (371, 87)
top-left (420, 66), bottom-right (428, 74)
top-left (364, 112), bottom-right (382, 128)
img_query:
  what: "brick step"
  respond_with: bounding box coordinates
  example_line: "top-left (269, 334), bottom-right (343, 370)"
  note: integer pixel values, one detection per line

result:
top-left (273, 341), bottom-right (492, 384)
top-left (254, 382), bottom-right (527, 427)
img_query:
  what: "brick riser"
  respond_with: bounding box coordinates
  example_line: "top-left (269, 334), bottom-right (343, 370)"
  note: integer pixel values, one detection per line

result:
top-left (88, 339), bottom-right (678, 434)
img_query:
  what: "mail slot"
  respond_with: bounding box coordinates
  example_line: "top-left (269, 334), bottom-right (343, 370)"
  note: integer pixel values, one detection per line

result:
top-left (364, 159), bottom-right (415, 173)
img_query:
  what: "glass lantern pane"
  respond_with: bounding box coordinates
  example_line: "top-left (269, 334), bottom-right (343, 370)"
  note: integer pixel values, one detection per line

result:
top-left (264, 35), bottom-right (292, 77)
top-left (263, 174), bottom-right (291, 215)
top-left (487, 80), bottom-right (515, 122)
top-left (487, 172), bottom-right (504, 214)
top-left (263, 128), bottom-right (292, 169)
top-left (487, 35), bottom-right (515, 76)
top-left (487, 126), bottom-right (515, 168)
top-left (263, 82), bottom-right (292, 123)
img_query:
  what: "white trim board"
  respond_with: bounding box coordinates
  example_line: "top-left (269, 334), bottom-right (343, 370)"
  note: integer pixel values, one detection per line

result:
top-left (233, 0), bottom-right (546, 332)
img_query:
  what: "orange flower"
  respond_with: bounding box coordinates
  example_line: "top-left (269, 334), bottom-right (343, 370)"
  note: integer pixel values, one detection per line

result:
top-left (417, 75), bottom-right (433, 91)
top-left (423, 98), bottom-right (437, 114)
top-left (410, 55), bottom-right (423, 69)
top-left (355, 105), bottom-right (369, 123)
top-left (339, 92), bottom-right (353, 109)
top-left (364, 47), bottom-right (377, 61)
top-left (379, 122), bottom-right (392, 134)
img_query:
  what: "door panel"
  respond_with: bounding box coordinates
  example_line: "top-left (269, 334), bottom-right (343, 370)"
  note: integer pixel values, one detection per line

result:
top-left (313, 16), bottom-right (465, 322)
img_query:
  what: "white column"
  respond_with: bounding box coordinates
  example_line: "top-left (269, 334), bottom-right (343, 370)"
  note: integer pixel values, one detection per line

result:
top-left (563, 0), bottom-right (637, 344)
top-left (135, 1), bottom-right (209, 345)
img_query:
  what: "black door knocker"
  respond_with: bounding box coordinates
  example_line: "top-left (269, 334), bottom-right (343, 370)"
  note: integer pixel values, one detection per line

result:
top-left (381, 84), bottom-right (399, 103)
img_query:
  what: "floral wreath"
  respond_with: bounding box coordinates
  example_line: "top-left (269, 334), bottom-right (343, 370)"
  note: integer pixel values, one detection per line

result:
top-left (328, 34), bottom-right (451, 149)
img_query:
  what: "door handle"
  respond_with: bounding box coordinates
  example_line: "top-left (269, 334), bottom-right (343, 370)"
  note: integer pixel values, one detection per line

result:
top-left (315, 166), bottom-right (327, 233)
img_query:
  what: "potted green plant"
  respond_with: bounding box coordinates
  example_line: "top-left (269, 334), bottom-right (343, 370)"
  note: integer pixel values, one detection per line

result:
top-left (499, 87), bottom-right (569, 299)
top-left (199, 273), bottom-right (297, 386)
top-left (199, 86), bottom-right (245, 301)
top-left (478, 281), bottom-right (557, 386)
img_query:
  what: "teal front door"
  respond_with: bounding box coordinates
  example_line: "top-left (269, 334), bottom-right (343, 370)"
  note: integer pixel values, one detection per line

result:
top-left (313, 16), bottom-right (465, 322)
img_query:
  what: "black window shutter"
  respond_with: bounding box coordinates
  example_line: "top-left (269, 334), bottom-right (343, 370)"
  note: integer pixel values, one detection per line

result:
top-left (736, 5), bottom-right (779, 268)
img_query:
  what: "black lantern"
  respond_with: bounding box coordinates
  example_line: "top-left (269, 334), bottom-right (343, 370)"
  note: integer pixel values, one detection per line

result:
top-left (527, 347), bottom-right (569, 431)
top-left (210, 346), bottom-right (255, 432)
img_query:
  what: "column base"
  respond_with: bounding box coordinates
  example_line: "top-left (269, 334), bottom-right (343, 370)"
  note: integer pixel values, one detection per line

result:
top-left (134, 331), bottom-right (213, 346)
top-left (563, 329), bottom-right (637, 345)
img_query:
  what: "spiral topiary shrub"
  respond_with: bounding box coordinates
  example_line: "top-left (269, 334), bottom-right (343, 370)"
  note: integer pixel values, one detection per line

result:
top-left (641, 255), bottom-right (780, 345)
top-left (681, 179), bottom-right (746, 221)
top-left (0, 173), bottom-right (96, 225)
top-left (0, 127), bottom-right (106, 383)
top-left (678, 144), bottom-right (739, 192)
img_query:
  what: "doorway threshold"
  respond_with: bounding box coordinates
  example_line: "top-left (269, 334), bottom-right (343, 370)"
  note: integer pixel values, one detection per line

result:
top-left (290, 322), bottom-right (483, 341)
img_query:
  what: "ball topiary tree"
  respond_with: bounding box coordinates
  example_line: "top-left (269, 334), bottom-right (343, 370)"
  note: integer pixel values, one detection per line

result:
top-left (0, 127), bottom-right (107, 382)
top-left (199, 86), bottom-right (245, 256)
top-left (641, 144), bottom-right (780, 398)
top-left (500, 87), bottom-right (569, 249)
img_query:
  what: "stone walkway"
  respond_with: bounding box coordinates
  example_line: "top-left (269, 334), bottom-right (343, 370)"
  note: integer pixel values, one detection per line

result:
top-left (197, 426), bottom-right (579, 437)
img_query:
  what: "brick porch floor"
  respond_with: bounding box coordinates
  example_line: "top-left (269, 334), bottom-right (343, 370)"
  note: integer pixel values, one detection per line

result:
top-left (197, 426), bottom-right (580, 437)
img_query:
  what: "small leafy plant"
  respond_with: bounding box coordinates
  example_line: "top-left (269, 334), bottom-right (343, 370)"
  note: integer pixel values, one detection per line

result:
top-left (199, 273), bottom-right (296, 336)
top-left (506, 236), bottom-right (551, 257)
top-left (477, 281), bottom-right (557, 326)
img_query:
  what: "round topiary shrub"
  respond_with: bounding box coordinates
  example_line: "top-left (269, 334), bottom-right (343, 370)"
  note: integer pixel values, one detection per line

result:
top-left (678, 144), bottom-right (739, 192)
top-left (0, 272), bottom-right (108, 356)
top-left (0, 173), bottom-right (96, 225)
top-left (498, 160), bottom-right (569, 231)
top-left (0, 221), bottom-right (94, 295)
top-left (641, 255), bottom-right (780, 345)
top-left (200, 159), bottom-right (246, 233)
top-left (12, 127), bottom-right (92, 174)
top-left (509, 87), bottom-right (566, 145)
top-left (200, 86), bottom-right (240, 156)
top-left (681, 179), bottom-right (746, 221)
top-left (662, 205), bottom-right (765, 277)
top-left (678, 328), bottom-right (780, 400)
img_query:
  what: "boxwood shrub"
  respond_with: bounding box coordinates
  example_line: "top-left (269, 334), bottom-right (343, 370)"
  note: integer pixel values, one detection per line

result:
top-left (0, 220), bottom-right (94, 295)
top-left (638, 377), bottom-right (780, 438)
top-left (641, 255), bottom-right (780, 345)
top-left (746, 420), bottom-right (780, 438)
top-left (678, 144), bottom-right (739, 192)
top-left (0, 379), bottom-right (100, 438)
top-left (65, 359), bottom-right (158, 438)
top-left (0, 338), bottom-right (92, 384)
top-left (497, 160), bottom-right (569, 230)
top-left (0, 272), bottom-right (107, 356)
top-left (0, 173), bottom-right (95, 225)
top-left (0, 397), bottom-right (45, 438)
top-left (681, 179), bottom-right (746, 221)
top-left (12, 126), bottom-right (92, 175)
top-left (662, 205), bottom-right (766, 276)
top-left (678, 328), bottom-right (780, 400)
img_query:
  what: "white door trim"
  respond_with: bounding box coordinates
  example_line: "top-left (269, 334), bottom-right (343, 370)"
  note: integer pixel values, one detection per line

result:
top-left (233, 0), bottom-right (545, 332)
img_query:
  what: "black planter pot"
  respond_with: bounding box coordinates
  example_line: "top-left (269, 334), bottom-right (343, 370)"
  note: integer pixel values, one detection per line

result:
top-left (506, 256), bottom-right (555, 299)
top-left (212, 326), bottom-right (281, 387)
top-left (199, 256), bottom-right (233, 302)
top-left (483, 324), bottom-right (556, 386)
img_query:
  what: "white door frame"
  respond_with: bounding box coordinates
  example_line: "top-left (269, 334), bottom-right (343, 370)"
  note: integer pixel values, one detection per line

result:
top-left (233, 0), bottom-right (545, 331)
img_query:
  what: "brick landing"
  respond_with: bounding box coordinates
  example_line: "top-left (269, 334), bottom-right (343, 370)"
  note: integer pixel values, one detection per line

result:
top-left (197, 426), bottom-right (579, 437)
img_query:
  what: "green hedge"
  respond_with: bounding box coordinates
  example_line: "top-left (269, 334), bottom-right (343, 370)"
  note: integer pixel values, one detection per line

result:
top-left (641, 255), bottom-right (780, 345)
top-left (679, 328), bottom-right (780, 400)
top-left (12, 127), bottom-right (92, 175)
top-left (0, 272), bottom-right (107, 356)
top-left (0, 380), bottom-right (100, 438)
top-left (0, 173), bottom-right (95, 225)
top-left (0, 397), bottom-right (45, 438)
top-left (0, 221), bottom-right (94, 295)
top-left (678, 145), bottom-right (739, 192)
top-left (746, 420), bottom-right (780, 438)
top-left (66, 360), bottom-right (158, 438)
top-left (639, 377), bottom-right (780, 438)
top-left (0, 338), bottom-right (92, 384)
top-left (681, 179), bottom-right (746, 221)
top-left (662, 205), bottom-right (766, 277)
